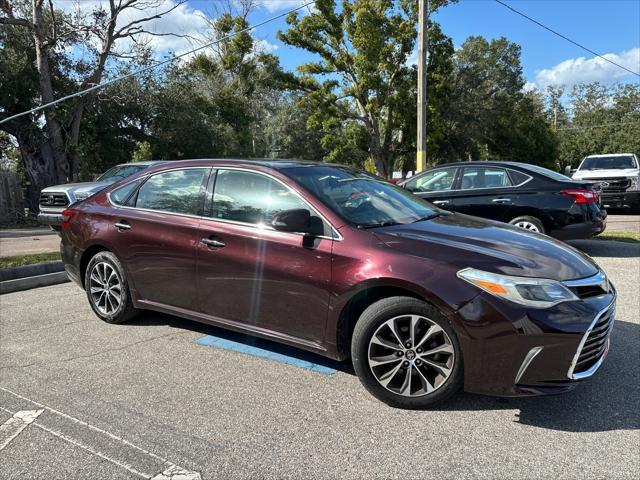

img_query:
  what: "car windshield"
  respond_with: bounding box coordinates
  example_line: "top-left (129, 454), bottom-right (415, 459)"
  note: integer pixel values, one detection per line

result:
top-left (97, 164), bottom-right (147, 183)
top-left (579, 156), bottom-right (637, 170)
top-left (284, 165), bottom-right (439, 228)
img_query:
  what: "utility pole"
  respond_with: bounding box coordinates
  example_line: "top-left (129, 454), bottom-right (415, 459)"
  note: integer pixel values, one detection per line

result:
top-left (416, 0), bottom-right (429, 172)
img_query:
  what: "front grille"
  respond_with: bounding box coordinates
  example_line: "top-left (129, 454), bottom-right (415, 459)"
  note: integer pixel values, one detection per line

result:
top-left (39, 192), bottom-right (69, 207)
top-left (571, 304), bottom-right (615, 377)
top-left (590, 178), bottom-right (632, 193)
top-left (564, 271), bottom-right (610, 299)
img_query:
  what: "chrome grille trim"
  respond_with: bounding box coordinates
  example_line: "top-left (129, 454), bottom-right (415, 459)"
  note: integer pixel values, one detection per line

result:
top-left (567, 301), bottom-right (615, 380)
top-left (39, 191), bottom-right (70, 207)
top-left (563, 271), bottom-right (610, 299)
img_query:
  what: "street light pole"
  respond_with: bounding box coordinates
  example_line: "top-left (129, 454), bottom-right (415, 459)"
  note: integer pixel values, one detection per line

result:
top-left (416, 0), bottom-right (429, 172)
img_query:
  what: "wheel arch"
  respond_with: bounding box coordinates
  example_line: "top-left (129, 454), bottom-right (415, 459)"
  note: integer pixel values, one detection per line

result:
top-left (79, 244), bottom-right (111, 288)
top-left (333, 279), bottom-right (451, 360)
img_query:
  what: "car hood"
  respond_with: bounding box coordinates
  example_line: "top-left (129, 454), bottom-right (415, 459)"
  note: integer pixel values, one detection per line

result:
top-left (372, 213), bottom-right (598, 281)
top-left (573, 168), bottom-right (638, 180)
top-left (41, 181), bottom-right (110, 194)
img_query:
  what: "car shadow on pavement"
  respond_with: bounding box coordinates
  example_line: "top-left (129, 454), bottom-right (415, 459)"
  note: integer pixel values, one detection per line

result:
top-left (128, 312), bottom-right (637, 433)
top-left (567, 239), bottom-right (640, 258)
top-left (128, 311), bottom-right (355, 374)
top-left (435, 319), bottom-right (639, 433)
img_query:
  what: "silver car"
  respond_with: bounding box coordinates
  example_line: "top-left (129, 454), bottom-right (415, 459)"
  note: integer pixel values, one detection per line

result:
top-left (38, 161), bottom-right (165, 230)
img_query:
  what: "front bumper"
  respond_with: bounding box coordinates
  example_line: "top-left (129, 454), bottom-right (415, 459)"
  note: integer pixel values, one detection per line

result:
top-left (37, 211), bottom-right (63, 229)
top-left (455, 281), bottom-right (616, 397)
top-left (601, 190), bottom-right (640, 209)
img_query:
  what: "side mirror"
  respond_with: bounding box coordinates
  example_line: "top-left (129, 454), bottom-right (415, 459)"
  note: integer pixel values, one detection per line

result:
top-left (564, 166), bottom-right (572, 176)
top-left (272, 209), bottom-right (313, 234)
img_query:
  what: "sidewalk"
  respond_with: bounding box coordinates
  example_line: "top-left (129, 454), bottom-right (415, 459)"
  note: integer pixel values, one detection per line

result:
top-left (0, 228), bottom-right (60, 257)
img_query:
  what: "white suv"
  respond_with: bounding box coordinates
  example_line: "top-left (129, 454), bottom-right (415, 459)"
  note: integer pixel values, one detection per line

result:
top-left (572, 154), bottom-right (640, 210)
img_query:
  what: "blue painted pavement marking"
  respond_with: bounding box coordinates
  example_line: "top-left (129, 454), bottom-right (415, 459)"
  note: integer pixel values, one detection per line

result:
top-left (195, 335), bottom-right (337, 375)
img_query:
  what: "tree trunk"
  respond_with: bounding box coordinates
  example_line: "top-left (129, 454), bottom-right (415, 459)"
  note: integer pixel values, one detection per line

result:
top-left (16, 131), bottom-right (58, 214)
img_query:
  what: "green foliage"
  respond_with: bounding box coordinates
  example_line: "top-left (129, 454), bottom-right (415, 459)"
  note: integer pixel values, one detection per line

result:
top-left (277, 0), bottom-right (456, 176)
top-left (551, 83), bottom-right (640, 170)
top-left (132, 141), bottom-right (153, 162)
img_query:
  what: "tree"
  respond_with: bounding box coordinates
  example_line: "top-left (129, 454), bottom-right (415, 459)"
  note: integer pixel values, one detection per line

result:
top-left (278, 0), bottom-right (454, 177)
top-left (0, 0), bottom-right (188, 210)
top-left (552, 82), bottom-right (640, 169)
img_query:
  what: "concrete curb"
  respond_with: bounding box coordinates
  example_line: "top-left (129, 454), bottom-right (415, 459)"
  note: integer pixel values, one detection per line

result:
top-left (0, 261), bottom-right (70, 294)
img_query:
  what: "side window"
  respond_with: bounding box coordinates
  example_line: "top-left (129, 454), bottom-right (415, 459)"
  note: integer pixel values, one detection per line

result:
top-left (211, 169), bottom-right (310, 225)
top-left (460, 167), bottom-right (512, 190)
top-left (508, 169), bottom-right (531, 186)
top-left (405, 168), bottom-right (457, 193)
top-left (135, 168), bottom-right (207, 215)
top-left (111, 179), bottom-right (143, 206)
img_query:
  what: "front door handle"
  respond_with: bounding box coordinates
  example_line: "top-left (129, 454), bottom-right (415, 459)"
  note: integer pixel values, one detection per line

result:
top-left (201, 238), bottom-right (226, 248)
top-left (114, 221), bottom-right (131, 231)
top-left (492, 198), bottom-right (512, 204)
top-left (433, 200), bottom-right (450, 206)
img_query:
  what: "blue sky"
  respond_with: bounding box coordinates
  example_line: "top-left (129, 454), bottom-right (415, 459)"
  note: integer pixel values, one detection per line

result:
top-left (193, 0), bottom-right (640, 90)
top-left (64, 0), bottom-right (639, 90)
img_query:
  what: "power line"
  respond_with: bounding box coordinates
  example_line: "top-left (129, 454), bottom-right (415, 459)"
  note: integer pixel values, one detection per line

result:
top-left (0, 0), bottom-right (316, 126)
top-left (494, 0), bottom-right (640, 78)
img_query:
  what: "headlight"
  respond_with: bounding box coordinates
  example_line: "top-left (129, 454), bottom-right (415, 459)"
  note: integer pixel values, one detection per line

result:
top-left (629, 176), bottom-right (639, 191)
top-left (74, 192), bottom-right (91, 201)
top-left (457, 268), bottom-right (579, 308)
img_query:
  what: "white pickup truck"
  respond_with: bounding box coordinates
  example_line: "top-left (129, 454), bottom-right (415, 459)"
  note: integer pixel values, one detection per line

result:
top-left (571, 153), bottom-right (640, 210)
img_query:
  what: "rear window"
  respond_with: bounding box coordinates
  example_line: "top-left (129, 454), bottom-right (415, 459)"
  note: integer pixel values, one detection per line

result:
top-left (523, 164), bottom-right (573, 181)
top-left (110, 180), bottom-right (143, 206)
top-left (134, 168), bottom-right (208, 215)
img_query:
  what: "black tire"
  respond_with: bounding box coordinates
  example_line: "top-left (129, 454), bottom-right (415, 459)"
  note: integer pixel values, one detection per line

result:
top-left (351, 296), bottom-right (463, 409)
top-left (84, 251), bottom-right (138, 324)
top-left (509, 215), bottom-right (545, 234)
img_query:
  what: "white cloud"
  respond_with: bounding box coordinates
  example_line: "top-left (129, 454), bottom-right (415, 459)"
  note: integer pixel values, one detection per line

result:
top-left (258, 1), bottom-right (314, 14)
top-left (532, 47), bottom-right (640, 89)
top-left (254, 38), bottom-right (279, 54)
top-left (59, 0), bottom-right (210, 57)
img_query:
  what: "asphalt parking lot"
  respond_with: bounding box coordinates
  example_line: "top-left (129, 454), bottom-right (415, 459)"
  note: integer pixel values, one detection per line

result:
top-left (0, 240), bottom-right (638, 479)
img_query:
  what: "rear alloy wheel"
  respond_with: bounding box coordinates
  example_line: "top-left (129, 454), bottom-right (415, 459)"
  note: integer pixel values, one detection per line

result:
top-left (509, 215), bottom-right (545, 234)
top-left (351, 297), bottom-right (462, 408)
top-left (85, 251), bottom-right (138, 324)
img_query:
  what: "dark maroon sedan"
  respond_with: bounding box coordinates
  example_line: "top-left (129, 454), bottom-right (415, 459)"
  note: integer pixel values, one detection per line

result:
top-left (60, 160), bottom-right (616, 408)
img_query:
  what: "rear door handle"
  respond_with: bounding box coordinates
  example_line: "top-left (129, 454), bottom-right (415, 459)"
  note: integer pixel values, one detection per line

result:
top-left (433, 200), bottom-right (449, 206)
top-left (114, 221), bottom-right (131, 231)
top-left (201, 237), bottom-right (226, 248)
top-left (492, 198), bottom-right (511, 204)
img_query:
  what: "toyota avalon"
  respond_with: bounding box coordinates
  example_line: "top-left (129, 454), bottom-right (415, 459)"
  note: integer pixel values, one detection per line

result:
top-left (59, 160), bottom-right (615, 408)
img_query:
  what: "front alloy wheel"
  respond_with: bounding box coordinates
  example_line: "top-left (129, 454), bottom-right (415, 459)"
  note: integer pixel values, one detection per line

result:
top-left (368, 315), bottom-right (455, 397)
top-left (352, 296), bottom-right (462, 409)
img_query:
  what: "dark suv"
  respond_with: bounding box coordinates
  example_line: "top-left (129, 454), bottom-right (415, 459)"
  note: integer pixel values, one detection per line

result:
top-left (60, 160), bottom-right (615, 408)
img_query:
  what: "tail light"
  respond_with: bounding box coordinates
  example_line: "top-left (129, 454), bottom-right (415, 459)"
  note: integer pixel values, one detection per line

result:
top-left (561, 189), bottom-right (598, 204)
top-left (61, 209), bottom-right (78, 230)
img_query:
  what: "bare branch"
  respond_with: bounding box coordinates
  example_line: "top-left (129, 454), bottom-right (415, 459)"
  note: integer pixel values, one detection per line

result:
top-left (113, 0), bottom-right (186, 40)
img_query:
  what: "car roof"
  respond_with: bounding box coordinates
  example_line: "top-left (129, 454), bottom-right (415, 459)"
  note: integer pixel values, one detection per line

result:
top-left (133, 158), bottom-right (346, 171)
top-left (583, 153), bottom-right (635, 158)
top-left (114, 160), bottom-right (168, 167)
top-left (417, 161), bottom-right (543, 171)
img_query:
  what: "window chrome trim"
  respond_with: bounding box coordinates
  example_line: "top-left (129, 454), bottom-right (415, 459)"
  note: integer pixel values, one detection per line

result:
top-left (567, 299), bottom-right (616, 380)
top-left (405, 166), bottom-right (533, 193)
top-left (106, 165), bottom-right (342, 241)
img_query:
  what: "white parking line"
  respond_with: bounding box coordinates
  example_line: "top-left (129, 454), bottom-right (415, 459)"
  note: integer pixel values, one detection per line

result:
top-left (0, 409), bottom-right (44, 451)
top-left (0, 387), bottom-right (201, 479)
